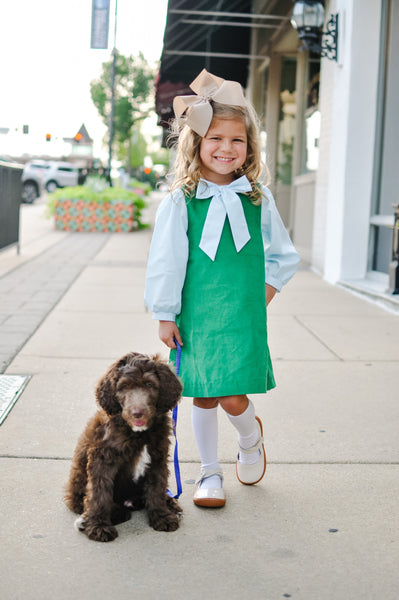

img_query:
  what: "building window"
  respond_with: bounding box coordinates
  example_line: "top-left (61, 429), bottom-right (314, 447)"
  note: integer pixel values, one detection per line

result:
top-left (369, 0), bottom-right (398, 275)
top-left (277, 58), bottom-right (297, 186)
top-left (303, 58), bottom-right (321, 173)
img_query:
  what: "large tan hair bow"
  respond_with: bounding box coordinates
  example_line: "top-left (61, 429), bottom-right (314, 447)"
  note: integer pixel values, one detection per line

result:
top-left (173, 69), bottom-right (247, 137)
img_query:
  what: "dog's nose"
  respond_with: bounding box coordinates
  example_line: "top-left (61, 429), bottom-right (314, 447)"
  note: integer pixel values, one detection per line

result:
top-left (133, 411), bottom-right (144, 419)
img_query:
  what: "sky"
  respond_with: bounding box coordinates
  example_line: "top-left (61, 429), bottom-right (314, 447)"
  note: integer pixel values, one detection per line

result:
top-left (0, 0), bottom-right (168, 160)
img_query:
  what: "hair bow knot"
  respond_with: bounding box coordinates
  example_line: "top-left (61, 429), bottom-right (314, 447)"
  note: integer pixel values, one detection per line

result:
top-left (173, 69), bottom-right (247, 137)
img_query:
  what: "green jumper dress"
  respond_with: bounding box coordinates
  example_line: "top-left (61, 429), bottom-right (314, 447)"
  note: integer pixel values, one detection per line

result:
top-left (170, 191), bottom-right (275, 398)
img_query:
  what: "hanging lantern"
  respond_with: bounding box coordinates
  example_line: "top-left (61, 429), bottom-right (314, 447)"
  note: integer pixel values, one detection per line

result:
top-left (291, 0), bottom-right (338, 61)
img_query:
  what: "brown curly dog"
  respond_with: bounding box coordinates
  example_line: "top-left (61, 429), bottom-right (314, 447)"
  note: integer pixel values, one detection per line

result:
top-left (64, 352), bottom-right (183, 542)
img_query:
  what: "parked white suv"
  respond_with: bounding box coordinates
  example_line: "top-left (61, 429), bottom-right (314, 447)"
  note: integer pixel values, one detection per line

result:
top-left (21, 160), bottom-right (79, 202)
top-left (44, 161), bottom-right (79, 193)
top-left (21, 159), bottom-right (47, 203)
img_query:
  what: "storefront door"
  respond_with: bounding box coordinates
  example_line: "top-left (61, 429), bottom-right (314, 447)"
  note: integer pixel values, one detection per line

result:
top-left (370, 0), bottom-right (399, 273)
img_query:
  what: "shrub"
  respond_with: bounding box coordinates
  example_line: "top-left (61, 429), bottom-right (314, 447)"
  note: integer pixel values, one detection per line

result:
top-left (46, 185), bottom-right (148, 229)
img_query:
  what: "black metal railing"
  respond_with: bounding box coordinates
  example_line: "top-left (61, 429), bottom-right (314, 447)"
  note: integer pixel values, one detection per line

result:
top-left (0, 161), bottom-right (23, 253)
top-left (389, 204), bottom-right (399, 294)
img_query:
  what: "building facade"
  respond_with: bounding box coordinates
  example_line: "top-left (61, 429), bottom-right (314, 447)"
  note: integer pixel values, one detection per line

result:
top-left (156, 0), bottom-right (399, 307)
top-left (248, 0), bottom-right (398, 305)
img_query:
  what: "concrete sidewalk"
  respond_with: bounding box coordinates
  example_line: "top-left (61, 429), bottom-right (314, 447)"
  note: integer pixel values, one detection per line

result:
top-left (1, 193), bottom-right (399, 600)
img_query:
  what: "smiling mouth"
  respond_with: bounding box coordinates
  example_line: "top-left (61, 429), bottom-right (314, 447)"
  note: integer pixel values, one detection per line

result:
top-left (131, 418), bottom-right (149, 432)
top-left (214, 156), bottom-right (234, 162)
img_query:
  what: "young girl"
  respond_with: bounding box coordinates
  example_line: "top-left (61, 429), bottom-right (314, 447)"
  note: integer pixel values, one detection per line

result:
top-left (145, 69), bottom-right (299, 508)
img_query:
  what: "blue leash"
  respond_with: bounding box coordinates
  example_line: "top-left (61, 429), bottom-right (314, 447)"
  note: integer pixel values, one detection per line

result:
top-left (167, 339), bottom-right (182, 499)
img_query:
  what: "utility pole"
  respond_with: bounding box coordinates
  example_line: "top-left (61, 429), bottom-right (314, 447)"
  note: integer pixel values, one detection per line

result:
top-left (108, 0), bottom-right (118, 186)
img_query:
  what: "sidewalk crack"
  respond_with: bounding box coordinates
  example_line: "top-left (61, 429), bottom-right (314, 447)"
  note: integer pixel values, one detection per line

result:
top-left (294, 315), bottom-right (343, 361)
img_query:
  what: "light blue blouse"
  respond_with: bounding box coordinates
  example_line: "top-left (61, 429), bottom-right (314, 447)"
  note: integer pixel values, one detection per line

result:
top-left (145, 180), bottom-right (300, 321)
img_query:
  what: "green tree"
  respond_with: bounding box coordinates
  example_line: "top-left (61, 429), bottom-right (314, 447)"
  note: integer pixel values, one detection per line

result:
top-left (150, 146), bottom-right (170, 167)
top-left (90, 52), bottom-right (154, 155)
top-left (129, 127), bottom-right (147, 170)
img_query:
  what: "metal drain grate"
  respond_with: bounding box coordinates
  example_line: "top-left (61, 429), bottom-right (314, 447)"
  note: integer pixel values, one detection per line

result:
top-left (0, 375), bottom-right (31, 425)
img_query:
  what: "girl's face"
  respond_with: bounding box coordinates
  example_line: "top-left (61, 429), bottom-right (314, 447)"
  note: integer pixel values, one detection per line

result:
top-left (199, 118), bottom-right (247, 185)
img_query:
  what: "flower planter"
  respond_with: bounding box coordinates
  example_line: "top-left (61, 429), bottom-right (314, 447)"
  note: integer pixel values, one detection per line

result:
top-left (54, 198), bottom-right (135, 232)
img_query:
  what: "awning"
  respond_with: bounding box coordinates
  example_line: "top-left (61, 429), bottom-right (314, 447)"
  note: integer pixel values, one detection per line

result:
top-left (156, 0), bottom-right (293, 142)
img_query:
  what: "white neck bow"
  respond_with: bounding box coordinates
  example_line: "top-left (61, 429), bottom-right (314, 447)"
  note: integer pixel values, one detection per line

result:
top-left (196, 176), bottom-right (252, 261)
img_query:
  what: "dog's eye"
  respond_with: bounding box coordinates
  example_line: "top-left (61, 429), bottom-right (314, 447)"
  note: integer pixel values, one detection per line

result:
top-left (145, 382), bottom-right (153, 388)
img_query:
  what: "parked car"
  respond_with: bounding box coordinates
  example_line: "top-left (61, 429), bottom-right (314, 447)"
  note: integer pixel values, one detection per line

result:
top-left (44, 161), bottom-right (79, 193)
top-left (21, 160), bottom-right (80, 202)
top-left (21, 159), bottom-right (47, 203)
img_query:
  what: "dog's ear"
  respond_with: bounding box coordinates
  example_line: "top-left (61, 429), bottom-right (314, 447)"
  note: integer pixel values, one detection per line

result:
top-left (95, 353), bottom-right (141, 415)
top-left (95, 374), bottom-right (121, 415)
top-left (155, 362), bottom-right (183, 412)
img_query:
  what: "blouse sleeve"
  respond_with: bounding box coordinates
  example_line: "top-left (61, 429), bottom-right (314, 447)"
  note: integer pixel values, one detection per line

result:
top-left (261, 186), bottom-right (300, 291)
top-left (144, 189), bottom-right (189, 321)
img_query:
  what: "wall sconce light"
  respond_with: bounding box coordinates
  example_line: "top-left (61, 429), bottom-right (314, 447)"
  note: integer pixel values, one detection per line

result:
top-left (291, 0), bottom-right (339, 62)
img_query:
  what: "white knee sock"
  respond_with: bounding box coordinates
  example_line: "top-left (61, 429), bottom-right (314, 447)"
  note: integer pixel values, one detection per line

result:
top-left (226, 400), bottom-right (261, 465)
top-left (192, 405), bottom-right (222, 489)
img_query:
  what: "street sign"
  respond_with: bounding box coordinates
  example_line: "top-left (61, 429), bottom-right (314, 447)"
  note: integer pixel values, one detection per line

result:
top-left (90, 0), bottom-right (110, 49)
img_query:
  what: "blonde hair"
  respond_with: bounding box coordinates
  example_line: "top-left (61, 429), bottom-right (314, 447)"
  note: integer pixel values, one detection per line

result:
top-left (168, 100), bottom-right (265, 203)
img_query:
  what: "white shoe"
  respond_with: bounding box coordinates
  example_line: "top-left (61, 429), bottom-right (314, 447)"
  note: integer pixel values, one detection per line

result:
top-left (193, 469), bottom-right (226, 508)
top-left (236, 417), bottom-right (266, 485)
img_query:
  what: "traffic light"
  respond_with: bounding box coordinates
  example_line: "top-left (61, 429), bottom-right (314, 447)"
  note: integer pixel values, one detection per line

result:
top-left (74, 132), bottom-right (83, 142)
top-left (46, 133), bottom-right (51, 142)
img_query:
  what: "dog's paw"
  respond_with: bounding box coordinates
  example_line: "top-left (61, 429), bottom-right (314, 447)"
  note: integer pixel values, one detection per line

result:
top-left (86, 523), bottom-right (119, 542)
top-left (74, 516), bottom-right (86, 532)
top-left (150, 512), bottom-right (180, 532)
top-left (166, 497), bottom-right (183, 516)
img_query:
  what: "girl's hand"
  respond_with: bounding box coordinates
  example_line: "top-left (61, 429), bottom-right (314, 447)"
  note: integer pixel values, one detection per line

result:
top-left (266, 284), bottom-right (277, 306)
top-left (159, 321), bottom-right (183, 349)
